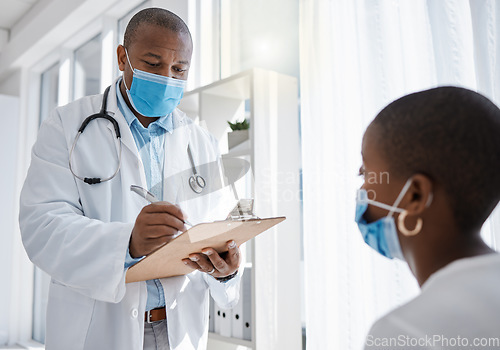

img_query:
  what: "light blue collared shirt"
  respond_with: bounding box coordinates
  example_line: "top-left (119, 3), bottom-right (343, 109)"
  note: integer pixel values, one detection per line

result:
top-left (117, 78), bottom-right (173, 311)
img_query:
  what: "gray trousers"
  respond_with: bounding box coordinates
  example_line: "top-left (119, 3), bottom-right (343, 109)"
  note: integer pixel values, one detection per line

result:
top-left (143, 319), bottom-right (170, 350)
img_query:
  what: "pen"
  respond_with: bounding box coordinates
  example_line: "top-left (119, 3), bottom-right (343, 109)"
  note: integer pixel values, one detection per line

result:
top-left (130, 184), bottom-right (159, 203)
top-left (130, 185), bottom-right (193, 227)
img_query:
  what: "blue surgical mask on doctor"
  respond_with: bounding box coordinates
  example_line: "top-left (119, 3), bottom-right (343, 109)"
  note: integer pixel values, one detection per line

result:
top-left (123, 48), bottom-right (186, 117)
top-left (355, 179), bottom-right (416, 260)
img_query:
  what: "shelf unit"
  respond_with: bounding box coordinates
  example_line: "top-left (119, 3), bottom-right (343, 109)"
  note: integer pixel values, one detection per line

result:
top-left (179, 68), bottom-right (302, 350)
top-left (208, 332), bottom-right (253, 348)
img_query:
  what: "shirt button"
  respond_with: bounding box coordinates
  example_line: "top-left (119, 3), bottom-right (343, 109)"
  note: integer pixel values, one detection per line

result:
top-left (131, 308), bottom-right (138, 318)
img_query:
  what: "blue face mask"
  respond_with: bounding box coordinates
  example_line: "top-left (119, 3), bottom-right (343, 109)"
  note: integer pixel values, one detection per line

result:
top-left (355, 179), bottom-right (414, 260)
top-left (123, 49), bottom-right (187, 117)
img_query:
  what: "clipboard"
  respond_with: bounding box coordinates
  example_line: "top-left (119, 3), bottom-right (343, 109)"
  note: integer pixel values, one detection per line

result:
top-left (125, 216), bottom-right (286, 283)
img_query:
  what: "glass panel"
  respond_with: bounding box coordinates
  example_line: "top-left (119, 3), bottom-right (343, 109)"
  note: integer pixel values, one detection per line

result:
top-left (220, 1), bottom-right (303, 343)
top-left (39, 63), bottom-right (59, 125)
top-left (73, 34), bottom-right (103, 100)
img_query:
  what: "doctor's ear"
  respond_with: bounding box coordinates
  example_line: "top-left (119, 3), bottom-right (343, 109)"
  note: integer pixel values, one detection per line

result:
top-left (404, 174), bottom-right (433, 215)
top-left (117, 45), bottom-right (127, 72)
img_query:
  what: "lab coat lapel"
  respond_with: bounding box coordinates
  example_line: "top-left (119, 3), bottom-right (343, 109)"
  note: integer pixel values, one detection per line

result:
top-left (104, 79), bottom-right (142, 162)
top-left (107, 108), bottom-right (148, 218)
top-left (101, 80), bottom-right (148, 212)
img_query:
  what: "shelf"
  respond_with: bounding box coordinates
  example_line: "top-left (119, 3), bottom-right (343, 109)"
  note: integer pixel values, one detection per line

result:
top-left (180, 69), bottom-right (301, 350)
top-left (178, 93), bottom-right (199, 113)
top-left (208, 332), bottom-right (253, 348)
top-left (222, 139), bottom-right (251, 158)
top-left (186, 70), bottom-right (252, 100)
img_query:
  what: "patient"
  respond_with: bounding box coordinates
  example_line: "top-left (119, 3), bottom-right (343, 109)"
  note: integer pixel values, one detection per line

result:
top-left (356, 87), bottom-right (500, 349)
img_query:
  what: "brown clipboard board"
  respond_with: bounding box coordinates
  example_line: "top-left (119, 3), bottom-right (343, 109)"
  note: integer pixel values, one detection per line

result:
top-left (125, 216), bottom-right (286, 283)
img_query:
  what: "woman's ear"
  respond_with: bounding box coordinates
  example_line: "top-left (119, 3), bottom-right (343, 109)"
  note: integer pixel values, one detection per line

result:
top-left (405, 174), bottom-right (433, 215)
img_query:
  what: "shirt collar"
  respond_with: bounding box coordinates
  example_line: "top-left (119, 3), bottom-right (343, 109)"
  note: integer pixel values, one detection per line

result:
top-left (115, 77), bottom-right (173, 133)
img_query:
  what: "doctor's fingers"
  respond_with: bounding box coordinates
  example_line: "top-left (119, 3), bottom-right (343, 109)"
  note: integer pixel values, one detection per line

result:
top-left (202, 241), bottom-right (240, 269)
top-left (201, 245), bottom-right (238, 276)
top-left (140, 212), bottom-right (185, 232)
top-left (144, 203), bottom-right (187, 222)
top-left (183, 254), bottom-right (213, 273)
top-left (139, 237), bottom-right (174, 256)
top-left (142, 224), bottom-right (181, 239)
top-left (225, 241), bottom-right (241, 268)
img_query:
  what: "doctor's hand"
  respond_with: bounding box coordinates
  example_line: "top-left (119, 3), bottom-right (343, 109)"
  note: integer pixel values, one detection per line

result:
top-left (182, 240), bottom-right (241, 278)
top-left (129, 203), bottom-right (187, 258)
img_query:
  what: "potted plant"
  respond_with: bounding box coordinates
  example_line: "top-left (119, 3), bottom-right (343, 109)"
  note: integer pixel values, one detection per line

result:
top-left (227, 119), bottom-right (250, 149)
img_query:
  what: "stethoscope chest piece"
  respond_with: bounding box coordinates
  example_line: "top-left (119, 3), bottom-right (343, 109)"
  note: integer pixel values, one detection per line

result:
top-left (189, 174), bottom-right (206, 194)
top-left (187, 144), bottom-right (206, 194)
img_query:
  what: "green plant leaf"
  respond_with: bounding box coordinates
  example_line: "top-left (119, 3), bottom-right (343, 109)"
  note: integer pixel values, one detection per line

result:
top-left (227, 119), bottom-right (250, 131)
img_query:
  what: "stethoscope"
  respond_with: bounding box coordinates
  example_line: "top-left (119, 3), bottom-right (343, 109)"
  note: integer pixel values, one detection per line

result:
top-left (187, 144), bottom-right (206, 194)
top-left (69, 86), bottom-right (206, 194)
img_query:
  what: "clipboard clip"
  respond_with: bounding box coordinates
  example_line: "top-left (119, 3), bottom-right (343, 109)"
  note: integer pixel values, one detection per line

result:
top-left (226, 199), bottom-right (260, 221)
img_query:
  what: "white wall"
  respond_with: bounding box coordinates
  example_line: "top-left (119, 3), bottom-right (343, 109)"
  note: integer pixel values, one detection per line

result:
top-left (0, 94), bottom-right (20, 344)
top-left (0, 70), bottom-right (21, 96)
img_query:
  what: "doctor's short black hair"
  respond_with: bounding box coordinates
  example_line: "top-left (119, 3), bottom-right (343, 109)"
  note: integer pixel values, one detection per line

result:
top-left (368, 86), bottom-right (500, 232)
top-left (123, 7), bottom-right (191, 48)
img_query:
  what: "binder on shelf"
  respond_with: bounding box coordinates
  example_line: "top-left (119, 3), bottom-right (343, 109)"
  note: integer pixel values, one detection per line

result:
top-left (214, 303), bottom-right (222, 335)
top-left (232, 265), bottom-right (252, 340)
top-left (219, 308), bottom-right (232, 337)
top-left (208, 296), bottom-right (215, 333)
top-left (126, 214), bottom-right (285, 283)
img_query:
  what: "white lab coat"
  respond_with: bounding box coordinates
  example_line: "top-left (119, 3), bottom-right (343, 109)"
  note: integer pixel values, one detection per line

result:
top-left (19, 79), bottom-right (241, 350)
top-left (365, 253), bottom-right (500, 350)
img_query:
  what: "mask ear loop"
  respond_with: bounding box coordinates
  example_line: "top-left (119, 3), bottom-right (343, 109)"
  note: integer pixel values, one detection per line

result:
top-left (392, 177), bottom-right (428, 236)
top-left (425, 192), bottom-right (434, 207)
top-left (123, 48), bottom-right (134, 91)
top-left (388, 178), bottom-right (414, 218)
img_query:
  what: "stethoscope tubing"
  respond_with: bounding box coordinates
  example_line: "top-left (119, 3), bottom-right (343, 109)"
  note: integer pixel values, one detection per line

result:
top-left (69, 131), bottom-right (122, 184)
top-left (69, 85), bottom-right (206, 194)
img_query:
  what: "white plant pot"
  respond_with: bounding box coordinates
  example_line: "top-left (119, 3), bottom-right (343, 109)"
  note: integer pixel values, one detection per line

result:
top-left (228, 129), bottom-right (249, 149)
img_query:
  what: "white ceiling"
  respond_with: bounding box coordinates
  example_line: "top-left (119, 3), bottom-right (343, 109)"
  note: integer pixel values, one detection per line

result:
top-left (0, 0), bottom-right (39, 30)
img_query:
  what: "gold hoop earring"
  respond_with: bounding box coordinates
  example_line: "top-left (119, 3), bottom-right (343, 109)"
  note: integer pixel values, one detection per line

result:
top-left (397, 210), bottom-right (422, 236)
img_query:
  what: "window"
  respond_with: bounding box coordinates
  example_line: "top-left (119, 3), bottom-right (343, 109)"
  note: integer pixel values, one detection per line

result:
top-left (34, 61), bottom-right (60, 343)
top-left (39, 63), bottom-right (59, 124)
top-left (73, 34), bottom-right (103, 100)
top-left (118, 1), bottom-right (151, 46)
top-left (220, 0), bottom-right (299, 79)
top-left (115, 1), bottom-right (151, 78)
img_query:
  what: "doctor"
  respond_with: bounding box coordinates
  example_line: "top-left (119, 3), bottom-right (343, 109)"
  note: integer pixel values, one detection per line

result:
top-left (20, 8), bottom-right (241, 350)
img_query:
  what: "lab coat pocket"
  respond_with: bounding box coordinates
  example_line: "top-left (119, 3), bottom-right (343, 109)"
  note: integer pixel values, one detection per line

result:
top-left (45, 280), bottom-right (95, 350)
